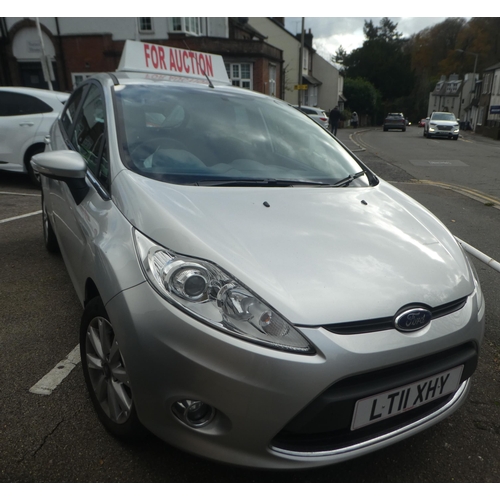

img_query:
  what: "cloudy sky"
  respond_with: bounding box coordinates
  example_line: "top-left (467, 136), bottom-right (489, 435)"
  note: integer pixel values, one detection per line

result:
top-left (283, 17), bottom-right (454, 60)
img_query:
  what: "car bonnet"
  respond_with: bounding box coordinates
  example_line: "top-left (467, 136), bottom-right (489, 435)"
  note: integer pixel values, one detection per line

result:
top-left (113, 170), bottom-right (473, 326)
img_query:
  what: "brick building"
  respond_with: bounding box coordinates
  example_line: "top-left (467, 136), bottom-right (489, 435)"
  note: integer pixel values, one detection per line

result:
top-left (0, 17), bottom-right (283, 98)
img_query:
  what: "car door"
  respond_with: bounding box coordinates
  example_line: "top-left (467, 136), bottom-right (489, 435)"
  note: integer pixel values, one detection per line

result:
top-left (0, 90), bottom-right (49, 169)
top-left (48, 81), bottom-right (113, 302)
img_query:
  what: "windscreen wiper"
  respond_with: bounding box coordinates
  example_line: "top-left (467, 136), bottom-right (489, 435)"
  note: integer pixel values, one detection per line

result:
top-left (195, 178), bottom-right (337, 187)
top-left (333, 171), bottom-right (366, 187)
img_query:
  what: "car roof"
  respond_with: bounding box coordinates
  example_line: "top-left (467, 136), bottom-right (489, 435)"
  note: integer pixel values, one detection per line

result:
top-left (0, 86), bottom-right (69, 101)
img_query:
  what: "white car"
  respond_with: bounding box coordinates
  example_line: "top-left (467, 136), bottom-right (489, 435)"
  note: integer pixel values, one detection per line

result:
top-left (0, 87), bottom-right (68, 183)
top-left (424, 112), bottom-right (460, 140)
top-left (293, 105), bottom-right (329, 128)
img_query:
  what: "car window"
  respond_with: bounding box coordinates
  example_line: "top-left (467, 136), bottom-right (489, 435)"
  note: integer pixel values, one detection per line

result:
top-left (432, 113), bottom-right (456, 121)
top-left (61, 86), bottom-right (86, 136)
top-left (0, 91), bottom-right (53, 116)
top-left (114, 84), bottom-right (366, 186)
top-left (72, 84), bottom-right (106, 179)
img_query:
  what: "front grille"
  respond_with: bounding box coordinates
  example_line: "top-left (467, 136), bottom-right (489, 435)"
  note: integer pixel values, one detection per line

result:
top-left (321, 296), bottom-right (467, 335)
top-left (438, 125), bottom-right (453, 130)
top-left (271, 342), bottom-right (477, 454)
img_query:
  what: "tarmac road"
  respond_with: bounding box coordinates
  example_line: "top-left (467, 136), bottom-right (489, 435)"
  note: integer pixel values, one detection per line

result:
top-left (1, 129), bottom-right (500, 482)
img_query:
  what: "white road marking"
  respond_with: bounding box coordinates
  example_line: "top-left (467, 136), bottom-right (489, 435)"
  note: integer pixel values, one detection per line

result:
top-left (0, 191), bottom-right (41, 197)
top-left (29, 345), bottom-right (81, 396)
top-left (0, 210), bottom-right (42, 224)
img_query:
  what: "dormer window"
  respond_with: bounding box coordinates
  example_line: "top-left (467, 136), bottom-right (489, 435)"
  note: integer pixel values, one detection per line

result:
top-left (170, 17), bottom-right (203, 36)
top-left (138, 18), bottom-right (153, 33)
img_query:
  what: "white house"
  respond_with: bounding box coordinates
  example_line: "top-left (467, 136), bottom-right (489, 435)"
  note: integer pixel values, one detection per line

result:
top-left (248, 17), bottom-right (343, 111)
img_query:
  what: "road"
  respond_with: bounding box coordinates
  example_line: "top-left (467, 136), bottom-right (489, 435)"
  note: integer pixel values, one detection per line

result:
top-left (1, 127), bottom-right (500, 482)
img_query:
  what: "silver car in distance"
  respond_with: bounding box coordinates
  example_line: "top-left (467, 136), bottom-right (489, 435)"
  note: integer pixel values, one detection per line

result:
top-left (31, 42), bottom-right (484, 470)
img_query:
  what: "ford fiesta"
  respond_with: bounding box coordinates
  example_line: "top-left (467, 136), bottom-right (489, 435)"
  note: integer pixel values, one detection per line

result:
top-left (31, 41), bottom-right (484, 469)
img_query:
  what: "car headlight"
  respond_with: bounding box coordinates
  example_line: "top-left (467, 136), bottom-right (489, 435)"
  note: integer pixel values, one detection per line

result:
top-left (457, 240), bottom-right (484, 312)
top-left (469, 259), bottom-right (484, 312)
top-left (134, 229), bottom-right (314, 354)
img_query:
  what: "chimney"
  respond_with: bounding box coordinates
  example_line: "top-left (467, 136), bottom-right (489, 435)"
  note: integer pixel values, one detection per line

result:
top-left (304, 28), bottom-right (313, 48)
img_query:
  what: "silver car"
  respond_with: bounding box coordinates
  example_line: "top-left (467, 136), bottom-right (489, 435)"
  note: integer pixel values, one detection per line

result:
top-left (293, 105), bottom-right (329, 128)
top-left (424, 112), bottom-right (460, 140)
top-left (32, 42), bottom-right (484, 470)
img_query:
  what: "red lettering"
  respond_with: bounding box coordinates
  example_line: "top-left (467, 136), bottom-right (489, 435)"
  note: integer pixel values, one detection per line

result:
top-left (174, 49), bottom-right (182, 73)
top-left (182, 51), bottom-right (190, 73)
top-left (169, 48), bottom-right (177, 71)
top-left (205, 55), bottom-right (213, 77)
top-left (158, 46), bottom-right (167, 70)
top-left (151, 45), bottom-right (158, 69)
top-left (188, 52), bottom-right (197, 73)
top-left (198, 54), bottom-right (206, 74)
top-left (144, 44), bottom-right (151, 67)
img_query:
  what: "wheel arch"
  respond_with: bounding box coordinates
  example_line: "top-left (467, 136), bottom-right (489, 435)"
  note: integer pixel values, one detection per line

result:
top-left (84, 278), bottom-right (101, 308)
top-left (23, 142), bottom-right (45, 168)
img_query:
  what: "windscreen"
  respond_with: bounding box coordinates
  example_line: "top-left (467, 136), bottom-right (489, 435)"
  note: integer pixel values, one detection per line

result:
top-left (114, 83), bottom-right (369, 186)
top-left (432, 113), bottom-right (456, 121)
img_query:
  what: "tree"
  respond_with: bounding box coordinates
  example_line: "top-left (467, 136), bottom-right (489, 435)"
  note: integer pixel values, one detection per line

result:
top-left (342, 18), bottom-right (414, 102)
top-left (343, 77), bottom-right (380, 123)
top-left (334, 45), bottom-right (348, 66)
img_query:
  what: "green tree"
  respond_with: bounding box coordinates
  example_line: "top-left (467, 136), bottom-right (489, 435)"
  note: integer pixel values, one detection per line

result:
top-left (342, 18), bottom-right (414, 102)
top-left (343, 77), bottom-right (381, 124)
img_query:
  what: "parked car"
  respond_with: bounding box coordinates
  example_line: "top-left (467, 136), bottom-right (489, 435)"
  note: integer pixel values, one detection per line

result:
top-left (31, 41), bottom-right (484, 470)
top-left (383, 113), bottom-right (406, 132)
top-left (293, 105), bottom-right (329, 128)
top-left (424, 112), bottom-right (460, 140)
top-left (418, 118), bottom-right (427, 127)
top-left (0, 87), bottom-right (68, 183)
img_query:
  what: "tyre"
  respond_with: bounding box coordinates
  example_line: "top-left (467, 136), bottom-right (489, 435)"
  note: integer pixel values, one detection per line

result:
top-left (80, 297), bottom-right (145, 440)
top-left (402, 128), bottom-right (406, 132)
top-left (383, 127), bottom-right (387, 132)
top-left (42, 194), bottom-right (59, 253)
top-left (453, 136), bottom-right (458, 141)
top-left (25, 145), bottom-right (44, 186)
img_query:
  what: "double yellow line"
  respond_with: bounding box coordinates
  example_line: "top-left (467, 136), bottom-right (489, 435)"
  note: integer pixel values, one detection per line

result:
top-left (415, 180), bottom-right (500, 207)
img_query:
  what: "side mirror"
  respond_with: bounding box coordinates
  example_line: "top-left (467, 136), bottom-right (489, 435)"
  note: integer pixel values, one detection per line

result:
top-left (31, 150), bottom-right (87, 179)
top-left (31, 150), bottom-right (89, 204)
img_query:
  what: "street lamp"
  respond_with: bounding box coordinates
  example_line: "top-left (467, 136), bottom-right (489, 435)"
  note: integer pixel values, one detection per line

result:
top-left (456, 49), bottom-right (479, 79)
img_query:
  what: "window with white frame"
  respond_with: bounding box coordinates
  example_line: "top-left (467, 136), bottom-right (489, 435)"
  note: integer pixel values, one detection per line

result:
top-left (478, 106), bottom-right (484, 126)
top-left (483, 73), bottom-right (492, 94)
top-left (71, 73), bottom-right (96, 88)
top-left (170, 17), bottom-right (203, 35)
top-left (269, 64), bottom-right (276, 96)
top-left (138, 18), bottom-right (153, 33)
top-left (225, 63), bottom-right (252, 89)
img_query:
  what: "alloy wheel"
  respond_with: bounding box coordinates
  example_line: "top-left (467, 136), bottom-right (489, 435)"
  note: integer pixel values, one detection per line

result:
top-left (85, 316), bottom-right (132, 424)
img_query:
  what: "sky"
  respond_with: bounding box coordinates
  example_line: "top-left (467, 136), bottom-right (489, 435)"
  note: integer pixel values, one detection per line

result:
top-left (284, 17), bottom-right (453, 61)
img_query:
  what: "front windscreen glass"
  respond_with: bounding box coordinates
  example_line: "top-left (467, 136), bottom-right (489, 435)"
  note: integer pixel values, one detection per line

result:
top-left (114, 83), bottom-right (371, 187)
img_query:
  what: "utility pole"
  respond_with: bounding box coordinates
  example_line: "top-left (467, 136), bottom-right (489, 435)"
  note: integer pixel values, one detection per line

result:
top-left (36, 18), bottom-right (54, 90)
top-left (297, 17), bottom-right (304, 108)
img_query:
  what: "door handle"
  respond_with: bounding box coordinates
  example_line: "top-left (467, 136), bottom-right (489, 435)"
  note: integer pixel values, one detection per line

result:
top-left (19, 122), bottom-right (35, 126)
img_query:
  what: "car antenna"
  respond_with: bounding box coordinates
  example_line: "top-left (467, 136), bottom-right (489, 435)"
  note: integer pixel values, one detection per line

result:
top-left (203, 72), bottom-right (214, 89)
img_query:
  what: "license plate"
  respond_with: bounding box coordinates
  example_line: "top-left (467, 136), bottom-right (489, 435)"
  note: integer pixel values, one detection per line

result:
top-left (351, 365), bottom-right (464, 430)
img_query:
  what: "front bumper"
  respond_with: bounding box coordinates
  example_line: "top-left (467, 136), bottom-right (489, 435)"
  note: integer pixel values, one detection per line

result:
top-left (105, 281), bottom-right (484, 469)
top-left (427, 129), bottom-right (459, 138)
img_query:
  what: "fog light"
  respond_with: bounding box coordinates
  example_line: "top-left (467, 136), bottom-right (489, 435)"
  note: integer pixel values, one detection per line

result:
top-left (172, 399), bottom-right (215, 428)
